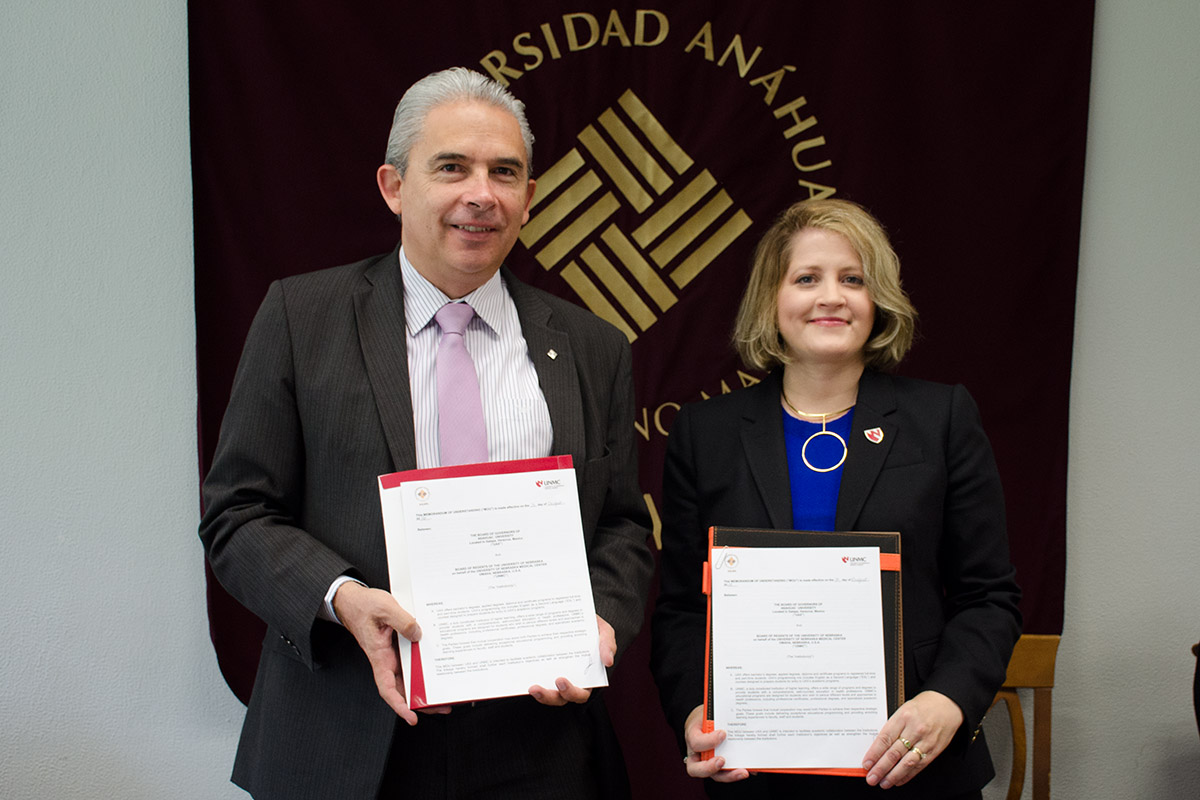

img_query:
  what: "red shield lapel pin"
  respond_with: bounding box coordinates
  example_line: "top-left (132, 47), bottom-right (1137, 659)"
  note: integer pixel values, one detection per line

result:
top-left (864, 427), bottom-right (884, 444)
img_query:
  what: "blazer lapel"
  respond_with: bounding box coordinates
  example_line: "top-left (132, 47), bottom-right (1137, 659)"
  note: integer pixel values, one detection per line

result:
top-left (740, 372), bottom-right (794, 529)
top-left (354, 248), bottom-right (418, 470)
top-left (504, 269), bottom-right (585, 461)
top-left (836, 370), bottom-right (898, 529)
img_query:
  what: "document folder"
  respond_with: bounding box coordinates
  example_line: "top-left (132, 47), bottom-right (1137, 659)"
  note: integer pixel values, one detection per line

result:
top-left (379, 455), bottom-right (606, 708)
top-left (702, 526), bottom-right (903, 775)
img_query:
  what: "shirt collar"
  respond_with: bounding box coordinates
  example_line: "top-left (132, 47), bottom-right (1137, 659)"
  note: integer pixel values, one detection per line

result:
top-left (399, 247), bottom-right (506, 336)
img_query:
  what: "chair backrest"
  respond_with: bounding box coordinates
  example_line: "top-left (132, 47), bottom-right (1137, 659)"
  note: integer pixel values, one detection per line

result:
top-left (1193, 642), bottom-right (1199, 740)
top-left (990, 634), bottom-right (1060, 800)
top-left (1004, 634), bottom-right (1059, 689)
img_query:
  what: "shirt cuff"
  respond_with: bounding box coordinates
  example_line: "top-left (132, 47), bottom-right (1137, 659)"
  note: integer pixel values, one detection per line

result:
top-left (320, 574), bottom-right (367, 625)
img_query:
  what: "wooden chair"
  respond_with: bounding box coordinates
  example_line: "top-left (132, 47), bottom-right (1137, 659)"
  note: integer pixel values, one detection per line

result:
top-left (988, 634), bottom-right (1060, 800)
top-left (1193, 642), bottom-right (1199, 740)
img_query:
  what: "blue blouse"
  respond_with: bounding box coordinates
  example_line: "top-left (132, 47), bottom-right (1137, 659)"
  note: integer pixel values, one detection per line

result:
top-left (782, 406), bottom-right (855, 531)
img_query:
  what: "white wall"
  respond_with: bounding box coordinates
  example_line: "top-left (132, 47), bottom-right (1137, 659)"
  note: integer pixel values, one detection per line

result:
top-left (1055, 0), bottom-right (1200, 794)
top-left (1, 1), bottom-right (1197, 798)
top-left (981, 2), bottom-right (1200, 798)
top-left (0, 2), bottom-right (244, 798)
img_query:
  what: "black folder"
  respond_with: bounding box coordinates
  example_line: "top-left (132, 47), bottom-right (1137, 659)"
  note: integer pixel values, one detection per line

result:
top-left (702, 526), bottom-right (904, 775)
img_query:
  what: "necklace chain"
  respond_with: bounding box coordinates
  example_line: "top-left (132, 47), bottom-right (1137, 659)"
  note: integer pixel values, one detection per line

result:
top-left (780, 395), bottom-right (854, 422)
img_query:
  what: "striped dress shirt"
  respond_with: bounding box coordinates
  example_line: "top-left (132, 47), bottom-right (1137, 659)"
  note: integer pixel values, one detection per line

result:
top-left (321, 250), bottom-right (556, 622)
top-left (399, 248), bottom-right (553, 468)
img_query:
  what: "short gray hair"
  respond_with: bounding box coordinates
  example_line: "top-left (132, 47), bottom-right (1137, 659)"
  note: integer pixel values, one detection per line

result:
top-left (383, 67), bottom-right (535, 177)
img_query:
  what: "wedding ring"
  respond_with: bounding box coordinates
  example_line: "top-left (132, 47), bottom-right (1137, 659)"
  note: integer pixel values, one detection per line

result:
top-left (912, 746), bottom-right (925, 760)
top-left (900, 737), bottom-right (913, 750)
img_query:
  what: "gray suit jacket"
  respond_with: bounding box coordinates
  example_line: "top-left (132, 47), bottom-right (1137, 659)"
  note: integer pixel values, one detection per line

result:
top-left (200, 247), bottom-right (653, 798)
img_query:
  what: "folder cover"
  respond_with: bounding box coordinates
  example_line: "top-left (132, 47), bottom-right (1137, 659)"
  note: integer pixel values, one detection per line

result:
top-left (702, 526), bottom-right (904, 776)
top-left (379, 455), bottom-right (606, 708)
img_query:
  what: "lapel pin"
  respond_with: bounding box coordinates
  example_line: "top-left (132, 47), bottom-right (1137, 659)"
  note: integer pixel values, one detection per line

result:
top-left (547, 349), bottom-right (558, 360)
top-left (864, 427), bottom-right (884, 444)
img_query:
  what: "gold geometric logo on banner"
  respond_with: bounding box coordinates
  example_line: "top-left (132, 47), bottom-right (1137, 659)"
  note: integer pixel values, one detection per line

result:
top-left (519, 89), bottom-right (752, 342)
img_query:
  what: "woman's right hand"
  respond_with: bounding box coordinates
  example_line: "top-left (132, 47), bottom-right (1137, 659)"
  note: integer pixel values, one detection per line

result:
top-left (682, 705), bottom-right (750, 782)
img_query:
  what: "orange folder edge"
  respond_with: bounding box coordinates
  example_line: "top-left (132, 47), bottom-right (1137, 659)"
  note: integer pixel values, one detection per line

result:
top-left (700, 527), bottom-right (715, 759)
top-left (762, 767), bottom-right (868, 777)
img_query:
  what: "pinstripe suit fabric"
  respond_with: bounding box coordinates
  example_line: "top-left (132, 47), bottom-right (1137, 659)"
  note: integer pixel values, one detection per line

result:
top-left (200, 247), bottom-right (654, 799)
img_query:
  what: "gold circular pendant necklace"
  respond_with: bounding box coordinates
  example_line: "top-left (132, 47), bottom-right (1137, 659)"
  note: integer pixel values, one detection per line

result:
top-left (782, 394), bottom-right (853, 473)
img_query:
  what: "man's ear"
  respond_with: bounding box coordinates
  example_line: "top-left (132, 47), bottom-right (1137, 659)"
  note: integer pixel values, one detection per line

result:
top-left (377, 164), bottom-right (403, 216)
top-left (522, 178), bottom-right (537, 225)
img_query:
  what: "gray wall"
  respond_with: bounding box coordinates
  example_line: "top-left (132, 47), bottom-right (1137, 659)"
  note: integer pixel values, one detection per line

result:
top-left (0, 2), bottom-right (244, 798)
top-left (1055, 0), bottom-right (1200, 792)
top-left (1, 1), bottom-right (1197, 797)
top-left (980, 3), bottom-right (1200, 797)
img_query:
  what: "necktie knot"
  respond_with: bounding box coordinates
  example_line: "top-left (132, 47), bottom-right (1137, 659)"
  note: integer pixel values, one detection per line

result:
top-left (435, 302), bottom-right (475, 337)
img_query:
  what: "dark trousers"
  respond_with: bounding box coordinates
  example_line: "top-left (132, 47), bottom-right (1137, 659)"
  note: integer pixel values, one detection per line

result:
top-left (378, 692), bottom-right (630, 799)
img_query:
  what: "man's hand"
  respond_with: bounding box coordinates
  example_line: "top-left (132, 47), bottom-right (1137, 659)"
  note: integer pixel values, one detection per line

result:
top-left (528, 615), bottom-right (616, 706)
top-left (333, 581), bottom-right (423, 725)
top-left (681, 704), bottom-right (749, 782)
top-left (862, 690), bottom-right (963, 789)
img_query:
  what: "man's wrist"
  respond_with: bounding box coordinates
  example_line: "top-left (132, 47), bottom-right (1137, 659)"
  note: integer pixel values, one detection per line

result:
top-left (322, 575), bottom-right (367, 625)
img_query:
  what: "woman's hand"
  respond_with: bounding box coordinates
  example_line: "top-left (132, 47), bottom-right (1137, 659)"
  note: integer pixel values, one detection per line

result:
top-left (862, 690), bottom-right (963, 789)
top-left (681, 705), bottom-right (750, 783)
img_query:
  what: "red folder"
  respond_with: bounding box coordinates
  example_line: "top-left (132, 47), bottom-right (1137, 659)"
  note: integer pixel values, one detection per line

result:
top-left (379, 454), bottom-right (573, 490)
top-left (379, 455), bottom-right (581, 709)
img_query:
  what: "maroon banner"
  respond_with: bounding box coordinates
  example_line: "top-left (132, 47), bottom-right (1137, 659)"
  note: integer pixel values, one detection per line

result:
top-left (191, 3), bottom-right (1092, 797)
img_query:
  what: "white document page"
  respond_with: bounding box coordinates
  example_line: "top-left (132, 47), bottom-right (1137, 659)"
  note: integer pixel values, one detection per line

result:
top-left (710, 545), bottom-right (888, 770)
top-left (380, 460), bottom-right (606, 707)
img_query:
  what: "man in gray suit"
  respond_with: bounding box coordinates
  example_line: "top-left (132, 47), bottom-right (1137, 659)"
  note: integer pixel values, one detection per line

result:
top-left (200, 68), bottom-right (654, 799)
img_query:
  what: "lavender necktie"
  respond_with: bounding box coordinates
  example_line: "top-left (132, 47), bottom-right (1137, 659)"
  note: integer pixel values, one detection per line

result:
top-left (434, 302), bottom-right (488, 466)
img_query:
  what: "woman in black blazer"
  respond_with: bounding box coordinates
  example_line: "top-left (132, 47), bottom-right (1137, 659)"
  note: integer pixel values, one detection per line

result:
top-left (651, 199), bottom-right (1021, 799)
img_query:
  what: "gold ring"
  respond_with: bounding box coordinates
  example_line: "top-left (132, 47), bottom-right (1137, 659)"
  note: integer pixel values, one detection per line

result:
top-left (899, 737), bottom-right (913, 750)
top-left (912, 746), bottom-right (925, 760)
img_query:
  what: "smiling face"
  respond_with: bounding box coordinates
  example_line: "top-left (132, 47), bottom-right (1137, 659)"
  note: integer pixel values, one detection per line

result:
top-left (376, 100), bottom-right (536, 298)
top-left (776, 227), bottom-right (875, 367)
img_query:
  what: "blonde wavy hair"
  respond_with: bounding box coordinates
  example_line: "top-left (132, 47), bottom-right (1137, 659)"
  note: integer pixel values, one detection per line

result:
top-left (733, 198), bottom-right (917, 371)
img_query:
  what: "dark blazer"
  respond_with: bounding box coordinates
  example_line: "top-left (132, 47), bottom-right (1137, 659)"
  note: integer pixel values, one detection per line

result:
top-left (200, 248), bottom-right (654, 799)
top-left (651, 369), bottom-right (1021, 798)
